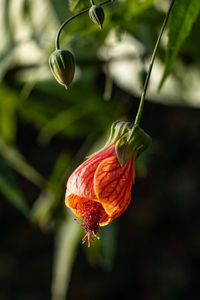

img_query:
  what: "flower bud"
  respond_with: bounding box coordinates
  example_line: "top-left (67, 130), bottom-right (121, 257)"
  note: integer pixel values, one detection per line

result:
top-left (49, 49), bottom-right (75, 89)
top-left (89, 5), bottom-right (104, 29)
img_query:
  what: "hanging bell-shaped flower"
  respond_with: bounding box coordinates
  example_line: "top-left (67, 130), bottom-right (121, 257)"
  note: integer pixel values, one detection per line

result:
top-left (65, 121), bottom-right (151, 247)
top-left (89, 5), bottom-right (105, 29)
top-left (49, 49), bottom-right (75, 89)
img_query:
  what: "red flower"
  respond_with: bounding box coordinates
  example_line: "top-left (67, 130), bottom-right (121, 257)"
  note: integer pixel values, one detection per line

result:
top-left (65, 145), bottom-right (135, 247)
top-left (65, 121), bottom-right (151, 247)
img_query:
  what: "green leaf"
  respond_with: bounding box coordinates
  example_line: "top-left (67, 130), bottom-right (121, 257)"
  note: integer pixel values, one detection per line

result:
top-left (68, 0), bottom-right (114, 14)
top-left (50, 0), bottom-right (70, 23)
top-left (31, 153), bottom-right (71, 229)
top-left (0, 83), bottom-right (18, 144)
top-left (0, 139), bottom-right (46, 188)
top-left (68, 0), bottom-right (89, 13)
top-left (124, 0), bottom-right (157, 16)
top-left (51, 212), bottom-right (81, 300)
top-left (0, 156), bottom-right (29, 216)
top-left (37, 105), bottom-right (88, 145)
top-left (31, 189), bottom-right (56, 228)
top-left (159, 0), bottom-right (200, 90)
top-left (101, 221), bottom-right (117, 270)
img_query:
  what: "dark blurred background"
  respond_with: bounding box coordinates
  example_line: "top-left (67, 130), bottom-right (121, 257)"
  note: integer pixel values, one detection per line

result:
top-left (0, 1), bottom-right (200, 299)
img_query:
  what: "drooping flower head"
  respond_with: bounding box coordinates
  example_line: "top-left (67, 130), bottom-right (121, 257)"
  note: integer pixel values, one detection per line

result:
top-left (65, 122), bottom-right (151, 247)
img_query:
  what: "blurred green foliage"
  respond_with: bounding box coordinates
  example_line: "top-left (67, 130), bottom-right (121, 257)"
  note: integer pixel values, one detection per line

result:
top-left (1, 0), bottom-right (200, 300)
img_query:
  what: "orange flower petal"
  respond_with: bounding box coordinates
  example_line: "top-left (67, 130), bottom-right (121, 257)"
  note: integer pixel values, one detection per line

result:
top-left (66, 146), bottom-right (115, 200)
top-left (94, 156), bottom-right (133, 220)
top-left (65, 194), bottom-right (111, 226)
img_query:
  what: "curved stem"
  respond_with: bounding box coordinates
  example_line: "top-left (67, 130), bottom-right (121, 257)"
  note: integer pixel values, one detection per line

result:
top-left (134, 0), bottom-right (176, 125)
top-left (56, 0), bottom-right (111, 50)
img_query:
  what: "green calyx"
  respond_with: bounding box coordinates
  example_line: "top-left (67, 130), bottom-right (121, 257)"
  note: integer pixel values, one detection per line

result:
top-left (105, 121), bottom-right (151, 166)
top-left (49, 49), bottom-right (75, 89)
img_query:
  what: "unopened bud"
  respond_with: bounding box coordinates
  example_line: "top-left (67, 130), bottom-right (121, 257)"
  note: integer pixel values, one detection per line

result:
top-left (49, 49), bottom-right (75, 89)
top-left (89, 5), bottom-right (104, 29)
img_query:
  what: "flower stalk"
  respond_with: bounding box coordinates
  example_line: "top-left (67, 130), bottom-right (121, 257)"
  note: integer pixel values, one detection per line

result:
top-left (55, 0), bottom-right (112, 50)
top-left (134, 0), bottom-right (176, 125)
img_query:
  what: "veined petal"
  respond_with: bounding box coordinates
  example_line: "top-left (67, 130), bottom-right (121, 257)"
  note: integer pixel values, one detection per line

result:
top-left (94, 156), bottom-right (133, 220)
top-left (66, 146), bottom-right (115, 200)
top-left (110, 193), bottom-right (131, 220)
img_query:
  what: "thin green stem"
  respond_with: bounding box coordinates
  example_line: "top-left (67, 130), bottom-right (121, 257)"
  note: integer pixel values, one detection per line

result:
top-left (56, 0), bottom-right (111, 50)
top-left (134, 0), bottom-right (176, 125)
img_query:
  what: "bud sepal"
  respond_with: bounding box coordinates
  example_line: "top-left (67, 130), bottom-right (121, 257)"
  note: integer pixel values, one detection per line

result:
top-left (115, 124), bottom-right (151, 166)
top-left (89, 121), bottom-right (151, 167)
